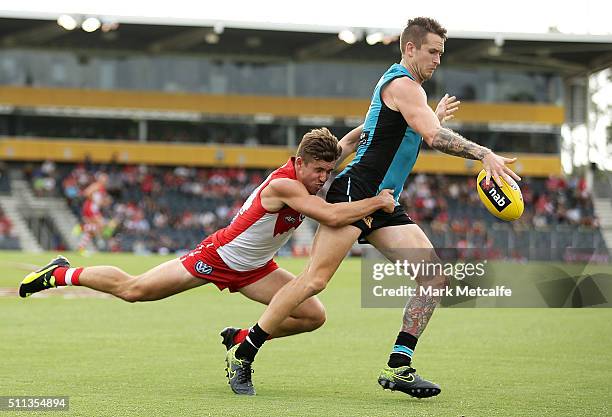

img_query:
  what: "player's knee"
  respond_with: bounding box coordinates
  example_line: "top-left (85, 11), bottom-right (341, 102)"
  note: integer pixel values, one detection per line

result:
top-left (117, 282), bottom-right (145, 303)
top-left (301, 265), bottom-right (334, 296)
top-left (304, 277), bottom-right (328, 296)
top-left (416, 273), bottom-right (448, 289)
top-left (313, 308), bottom-right (326, 330)
top-left (118, 290), bottom-right (141, 303)
top-left (307, 304), bottom-right (326, 331)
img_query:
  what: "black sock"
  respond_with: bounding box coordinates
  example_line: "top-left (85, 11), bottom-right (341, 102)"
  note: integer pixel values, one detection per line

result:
top-left (235, 323), bottom-right (269, 362)
top-left (387, 331), bottom-right (418, 368)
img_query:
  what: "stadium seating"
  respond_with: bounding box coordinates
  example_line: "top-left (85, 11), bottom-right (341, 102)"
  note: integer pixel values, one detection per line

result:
top-left (23, 162), bottom-right (266, 253)
top-left (19, 161), bottom-right (607, 259)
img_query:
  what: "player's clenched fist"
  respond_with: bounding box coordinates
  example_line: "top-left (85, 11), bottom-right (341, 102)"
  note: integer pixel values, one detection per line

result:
top-left (377, 189), bottom-right (396, 213)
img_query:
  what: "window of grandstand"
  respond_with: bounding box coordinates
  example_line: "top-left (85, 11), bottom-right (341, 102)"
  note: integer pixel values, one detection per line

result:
top-left (0, 115), bottom-right (138, 140)
top-left (0, 50), bottom-right (290, 95)
top-left (296, 125), bottom-right (352, 145)
top-left (293, 62), bottom-right (388, 98)
top-left (440, 68), bottom-right (562, 103)
top-left (147, 121), bottom-right (287, 145)
top-left (0, 115), bottom-right (290, 145)
top-left (0, 49), bottom-right (563, 103)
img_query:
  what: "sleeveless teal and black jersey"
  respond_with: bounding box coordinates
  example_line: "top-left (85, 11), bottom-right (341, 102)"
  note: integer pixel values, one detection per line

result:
top-left (326, 63), bottom-right (420, 238)
top-left (330, 63), bottom-right (423, 202)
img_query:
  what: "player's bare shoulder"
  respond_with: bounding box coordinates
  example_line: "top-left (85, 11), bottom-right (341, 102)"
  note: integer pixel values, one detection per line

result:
top-left (382, 77), bottom-right (425, 111)
top-left (260, 178), bottom-right (306, 211)
top-left (393, 77), bottom-right (426, 99)
top-left (265, 178), bottom-right (305, 195)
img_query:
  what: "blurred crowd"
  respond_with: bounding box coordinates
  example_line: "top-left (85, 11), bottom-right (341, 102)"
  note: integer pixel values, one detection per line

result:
top-left (24, 160), bottom-right (602, 255)
top-left (399, 173), bottom-right (602, 256)
top-left (0, 162), bottom-right (18, 249)
top-left (0, 208), bottom-right (14, 237)
top-left (401, 173), bottom-right (598, 232)
top-left (0, 207), bottom-right (18, 250)
top-left (25, 160), bottom-right (266, 253)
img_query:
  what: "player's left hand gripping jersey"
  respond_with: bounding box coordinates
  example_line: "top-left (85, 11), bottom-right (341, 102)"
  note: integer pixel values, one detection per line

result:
top-left (211, 158), bottom-right (305, 271)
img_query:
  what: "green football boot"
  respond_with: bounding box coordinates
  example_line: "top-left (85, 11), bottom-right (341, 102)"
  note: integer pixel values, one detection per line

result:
top-left (378, 365), bottom-right (441, 398)
top-left (19, 256), bottom-right (70, 298)
top-left (225, 345), bottom-right (255, 396)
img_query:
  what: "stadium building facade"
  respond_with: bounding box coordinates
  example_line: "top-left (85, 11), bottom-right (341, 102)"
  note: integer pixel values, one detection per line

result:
top-left (0, 14), bottom-right (610, 256)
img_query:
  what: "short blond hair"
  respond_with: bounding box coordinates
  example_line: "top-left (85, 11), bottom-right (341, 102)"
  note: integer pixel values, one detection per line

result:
top-left (296, 127), bottom-right (341, 163)
top-left (400, 17), bottom-right (447, 54)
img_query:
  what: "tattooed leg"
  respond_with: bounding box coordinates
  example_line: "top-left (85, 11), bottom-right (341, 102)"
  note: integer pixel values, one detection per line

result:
top-left (384, 273), bottom-right (447, 378)
top-left (401, 290), bottom-right (440, 338)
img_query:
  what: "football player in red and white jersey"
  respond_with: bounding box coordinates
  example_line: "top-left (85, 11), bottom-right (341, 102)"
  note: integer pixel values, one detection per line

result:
top-left (20, 128), bottom-right (395, 362)
top-left (78, 172), bottom-right (111, 253)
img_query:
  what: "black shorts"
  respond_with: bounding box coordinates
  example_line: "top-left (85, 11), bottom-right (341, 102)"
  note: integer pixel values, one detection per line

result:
top-left (325, 175), bottom-right (415, 243)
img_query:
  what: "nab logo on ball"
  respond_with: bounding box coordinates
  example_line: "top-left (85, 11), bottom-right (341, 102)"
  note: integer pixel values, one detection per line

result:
top-left (476, 169), bottom-right (524, 221)
top-left (194, 261), bottom-right (213, 275)
top-left (479, 177), bottom-right (510, 211)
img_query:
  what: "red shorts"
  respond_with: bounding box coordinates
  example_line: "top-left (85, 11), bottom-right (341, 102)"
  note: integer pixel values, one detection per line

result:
top-left (180, 237), bottom-right (279, 292)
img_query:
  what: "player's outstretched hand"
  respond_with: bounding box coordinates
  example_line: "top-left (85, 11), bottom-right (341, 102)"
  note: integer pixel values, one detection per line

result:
top-left (377, 189), bottom-right (396, 213)
top-left (481, 152), bottom-right (521, 186)
top-left (435, 93), bottom-right (460, 124)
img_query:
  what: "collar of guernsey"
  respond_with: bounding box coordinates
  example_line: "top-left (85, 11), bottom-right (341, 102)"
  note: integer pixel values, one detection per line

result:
top-left (339, 63), bottom-right (423, 201)
top-left (280, 157), bottom-right (297, 180)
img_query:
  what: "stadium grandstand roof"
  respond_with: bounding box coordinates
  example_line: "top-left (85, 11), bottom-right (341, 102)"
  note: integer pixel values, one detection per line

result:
top-left (1, 12), bottom-right (612, 75)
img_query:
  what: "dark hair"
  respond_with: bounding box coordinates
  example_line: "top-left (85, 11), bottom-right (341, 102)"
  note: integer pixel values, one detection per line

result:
top-left (296, 127), bottom-right (341, 163)
top-left (400, 17), bottom-right (447, 54)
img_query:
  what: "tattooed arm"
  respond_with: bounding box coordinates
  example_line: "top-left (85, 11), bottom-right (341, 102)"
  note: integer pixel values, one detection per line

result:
top-left (431, 127), bottom-right (490, 160)
top-left (381, 76), bottom-right (521, 185)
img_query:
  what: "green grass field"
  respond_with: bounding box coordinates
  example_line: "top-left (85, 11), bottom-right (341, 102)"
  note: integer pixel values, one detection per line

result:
top-left (1, 251), bottom-right (611, 416)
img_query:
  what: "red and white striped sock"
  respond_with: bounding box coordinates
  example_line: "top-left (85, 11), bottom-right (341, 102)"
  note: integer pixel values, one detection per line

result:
top-left (233, 329), bottom-right (249, 345)
top-left (52, 267), bottom-right (84, 286)
top-left (233, 328), bottom-right (274, 344)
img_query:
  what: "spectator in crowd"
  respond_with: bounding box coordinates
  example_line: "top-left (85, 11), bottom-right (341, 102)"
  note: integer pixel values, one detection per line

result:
top-left (0, 208), bottom-right (14, 237)
top-left (0, 208), bottom-right (19, 250)
top-left (26, 160), bottom-right (601, 255)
